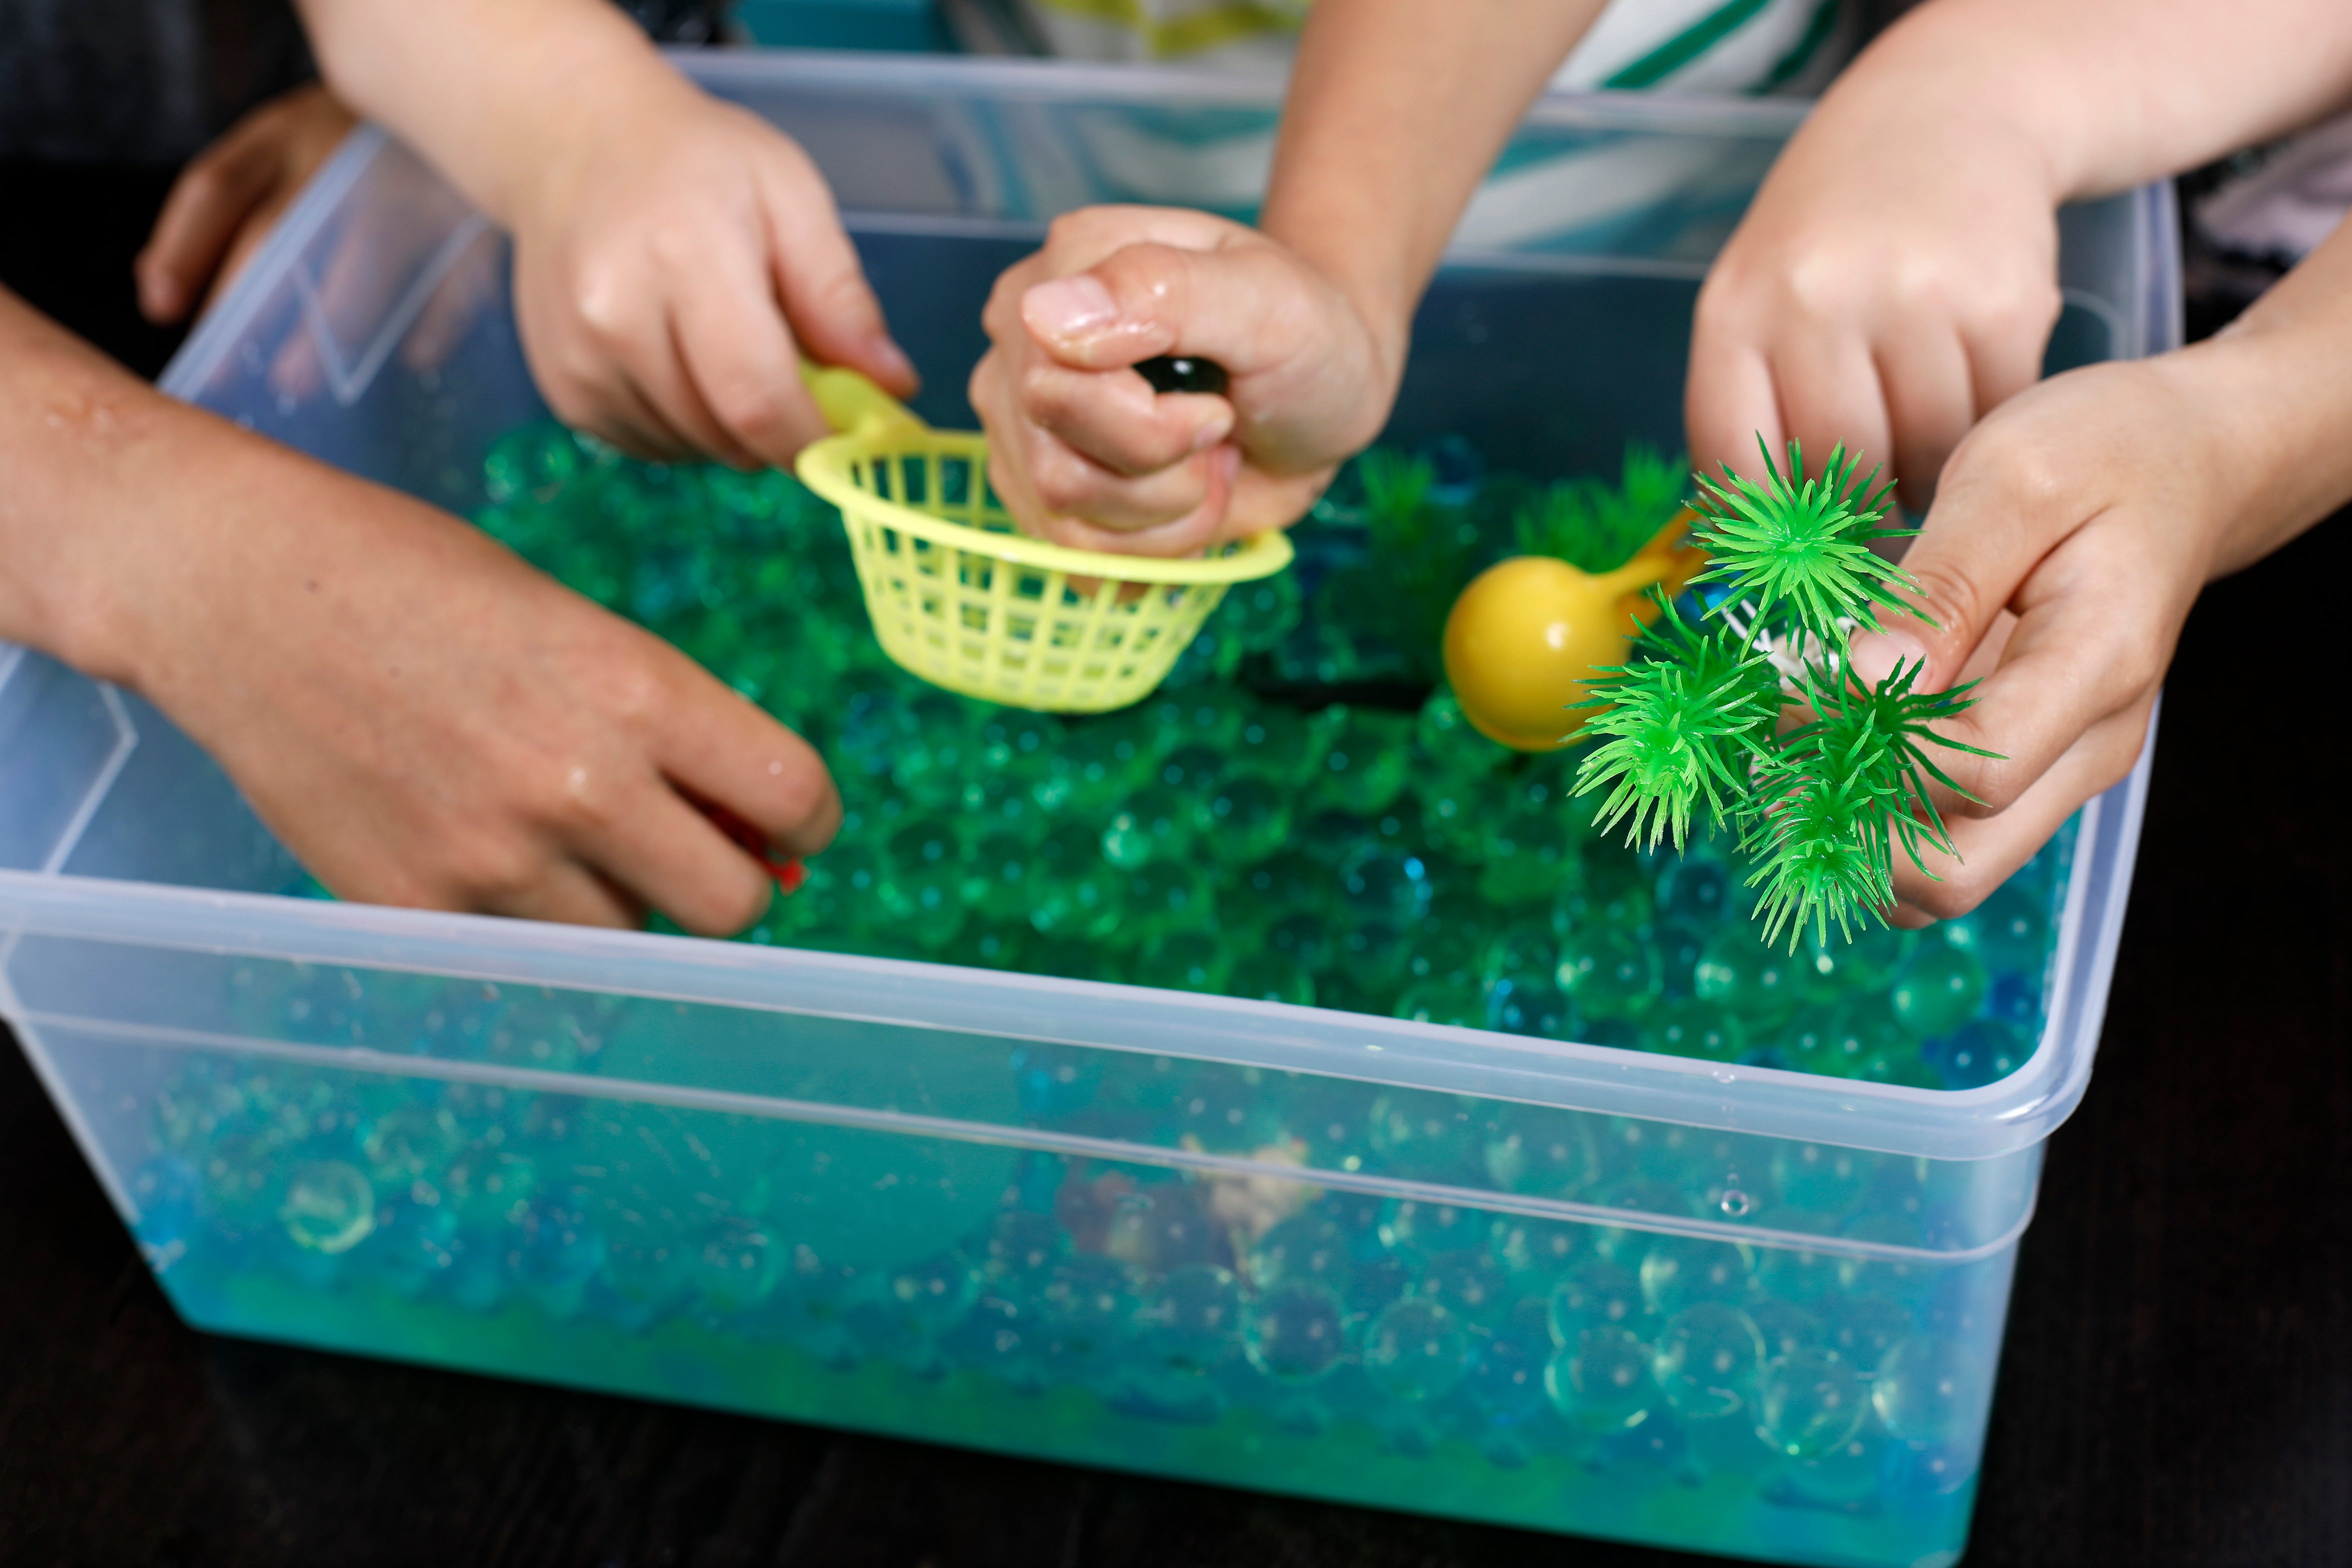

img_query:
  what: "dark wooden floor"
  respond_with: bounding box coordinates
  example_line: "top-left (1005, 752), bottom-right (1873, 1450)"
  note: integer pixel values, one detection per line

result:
top-left (4, 166), bottom-right (2348, 1568)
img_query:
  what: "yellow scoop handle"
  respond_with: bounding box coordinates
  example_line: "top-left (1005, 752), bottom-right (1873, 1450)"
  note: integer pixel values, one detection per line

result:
top-left (800, 359), bottom-right (924, 438)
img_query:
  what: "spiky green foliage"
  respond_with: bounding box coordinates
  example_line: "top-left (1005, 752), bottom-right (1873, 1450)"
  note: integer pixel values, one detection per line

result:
top-left (1516, 446), bottom-right (1690, 574)
top-left (1740, 762), bottom-right (1898, 946)
top-left (1782, 659), bottom-right (2000, 876)
top-left (1690, 438), bottom-right (1918, 649)
top-left (1567, 438), bottom-right (2004, 947)
top-left (1574, 594), bottom-right (1782, 852)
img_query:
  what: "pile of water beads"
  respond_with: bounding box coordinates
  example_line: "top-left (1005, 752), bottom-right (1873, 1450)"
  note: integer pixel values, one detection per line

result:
top-left (456, 420), bottom-right (2067, 1091)
top-left (138, 422), bottom-right (2074, 1556)
top-left (138, 1026), bottom-right (2014, 1528)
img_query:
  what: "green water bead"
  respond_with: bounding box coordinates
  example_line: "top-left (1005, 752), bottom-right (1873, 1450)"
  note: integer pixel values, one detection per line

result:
top-left (1220, 571), bottom-right (1304, 652)
top-left (1228, 706), bottom-right (1330, 790)
top-left (1416, 688), bottom-right (1515, 778)
top-left (1122, 861), bottom-right (1216, 944)
top-left (1200, 775), bottom-right (1292, 866)
top-left (1394, 974), bottom-right (1486, 1028)
top-left (881, 822), bottom-right (970, 946)
top-left (1546, 1325), bottom-right (1658, 1433)
top-left (1693, 928), bottom-right (1802, 1019)
top-left (1941, 882), bottom-right (2049, 974)
top-left (1102, 784), bottom-right (1198, 870)
top-left (1030, 826), bottom-right (1126, 941)
top-left (1314, 708), bottom-right (1413, 815)
top-left (1228, 949), bottom-right (1316, 1006)
top-left (1793, 920), bottom-right (1910, 1002)
top-left (1762, 1347), bottom-right (1870, 1458)
top-left (966, 824), bottom-right (1038, 922)
top-left (1891, 944), bottom-right (1989, 1037)
top-left (1265, 910), bottom-right (1338, 973)
top-left (1652, 1302), bottom-right (1766, 1420)
top-left (1148, 687), bottom-right (1252, 752)
top-left (1556, 928), bottom-right (1662, 1020)
top-left (1240, 852), bottom-right (1332, 920)
top-left (1340, 848), bottom-right (1432, 928)
top-left (1136, 932), bottom-right (1232, 994)
top-left (1056, 718), bottom-right (1158, 812)
top-left (1644, 1000), bottom-right (1745, 1063)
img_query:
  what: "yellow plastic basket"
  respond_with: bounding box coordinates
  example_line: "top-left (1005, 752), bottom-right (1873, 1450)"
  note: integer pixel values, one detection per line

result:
top-left (793, 366), bottom-right (1294, 714)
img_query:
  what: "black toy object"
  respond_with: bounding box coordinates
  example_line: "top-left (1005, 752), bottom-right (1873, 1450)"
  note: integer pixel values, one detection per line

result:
top-left (1135, 355), bottom-right (1231, 396)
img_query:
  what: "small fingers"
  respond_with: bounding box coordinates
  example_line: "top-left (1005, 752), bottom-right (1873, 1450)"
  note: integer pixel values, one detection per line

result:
top-left (1020, 360), bottom-right (1232, 477)
top-left (138, 122), bottom-right (279, 322)
top-left (670, 236), bottom-right (830, 467)
top-left (757, 144), bottom-right (917, 397)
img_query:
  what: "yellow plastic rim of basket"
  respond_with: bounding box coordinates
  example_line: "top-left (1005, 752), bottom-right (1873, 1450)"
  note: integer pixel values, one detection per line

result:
top-left (792, 363), bottom-right (1294, 714)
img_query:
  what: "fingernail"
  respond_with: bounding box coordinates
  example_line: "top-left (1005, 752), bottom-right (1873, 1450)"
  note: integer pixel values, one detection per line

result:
top-left (1846, 629), bottom-right (1926, 691)
top-left (1022, 275), bottom-right (1120, 342)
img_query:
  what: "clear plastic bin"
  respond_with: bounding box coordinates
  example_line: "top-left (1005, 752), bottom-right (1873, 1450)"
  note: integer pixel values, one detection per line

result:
top-left (0, 53), bottom-right (2172, 1568)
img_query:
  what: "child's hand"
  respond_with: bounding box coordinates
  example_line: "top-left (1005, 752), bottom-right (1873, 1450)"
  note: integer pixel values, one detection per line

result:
top-left (136, 84), bottom-right (360, 325)
top-left (506, 78), bottom-right (916, 470)
top-left (1686, 81), bottom-right (2062, 514)
top-left (968, 206), bottom-right (1398, 558)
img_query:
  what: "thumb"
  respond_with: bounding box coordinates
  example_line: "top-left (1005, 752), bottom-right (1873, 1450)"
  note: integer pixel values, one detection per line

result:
top-left (1844, 456), bottom-right (2048, 695)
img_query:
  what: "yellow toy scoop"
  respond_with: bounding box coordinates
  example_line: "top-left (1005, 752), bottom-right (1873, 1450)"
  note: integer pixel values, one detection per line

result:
top-left (792, 362), bottom-right (1292, 715)
top-left (1441, 510), bottom-right (1708, 751)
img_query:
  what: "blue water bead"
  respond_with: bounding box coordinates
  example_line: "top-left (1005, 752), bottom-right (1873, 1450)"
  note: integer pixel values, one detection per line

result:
top-left (1638, 1236), bottom-right (1756, 1318)
top-left (1750, 1298), bottom-right (1826, 1362)
top-left (1986, 969), bottom-right (2044, 1031)
top-left (1649, 922), bottom-right (1708, 1003)
top-left (1656, 852), bottom-right (1734, 928)
top-left (1924, 1016), bottom-right (2030, 1088)
top-left (1486, 976), bottom-right (1571, 1039)
top-left (1466, 1317), bottom-right (1554, 1431)
top-left (834, 684), bottom-right (926, 780)
top-left (1556, 928), bottom-right (1663, 1020)
top-left (594, 1217), bottom-right (696, 1332)
top-left (280, 1160), bottom-right (375, 1256)
top-left (510, 1196), bottom-right (606, 1315)
top-left (884, 818), bottom-right (978, 926)
top-left (1418, 1247), bottom-right (1514, 1326)
top-left (984, 1209), bottom-right (1068, 1290)
top-left (1200, 774), bottom-right (1292, 867)
top-left (1772, 1142), bottom-right (1874, 1215)
top-left (358, 1104), bottom-right (461, 1192)
top-left (1010, 1044), bottom-right (1103, 1118)
top-left (1102, 784), bottom-right (1198, 870)
top-left (1173, 1066), bottom-right (1285, 1154)
top-left (1228, 948), bottom-right (1317, 1006)
top-left (1249, 1212), bottom-right (1356, 1296)
top-left (693, 1213), bottom-right (785, 1318)
top-left (1652, 1302), bottom-right (1766, 1421)
top-left (848, 1251), bottom-right (984, 1364)
top-left (1820, 1293), bottom-right (1916, 1376)
top-left (1148, 1262), bottom-right (1245, 1364)
top-left (1246, 1282), bottom-right (1346, 1384)
top-left (442, 1144), bottom-right (538, 1230)
top-left (1340, 846), bottom-right (1432, 928)
top-left (1482, 1108), bottom-right (1602, 1200)
top-left (1761, 1348), bottom-right (1869, 1458)
top-left (1362, 1297), bottom-right (1471, 1404)
top-left (362, 1194), bottom-right (463, 1299)
top-left (1549, 1258), bottom-right (1648, 1340)
top-left (1368, 1095), bottom-right (1484, 1182)
top-left (1544, 1325), bottom-right (1658, 1432)
top-left (128, 1155), bottom-right (202, 1258)
top-left (1890, 944), bottom-right (1988, 1037)
top-left (1872, 1333), bottom-right (1993, 1452)
top-left (1030, 824), bottom-right (1126, 940)
top-left (1314, 708), bottom-right (1412, 816)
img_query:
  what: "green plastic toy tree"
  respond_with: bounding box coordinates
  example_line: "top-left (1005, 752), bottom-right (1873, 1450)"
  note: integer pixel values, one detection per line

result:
top-left (1574, 440), bottom-right (1997, 946)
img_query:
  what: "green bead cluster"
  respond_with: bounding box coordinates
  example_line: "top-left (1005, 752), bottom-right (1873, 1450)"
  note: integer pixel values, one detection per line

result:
top-left (468, 422), bottom-right (2060, 1082)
